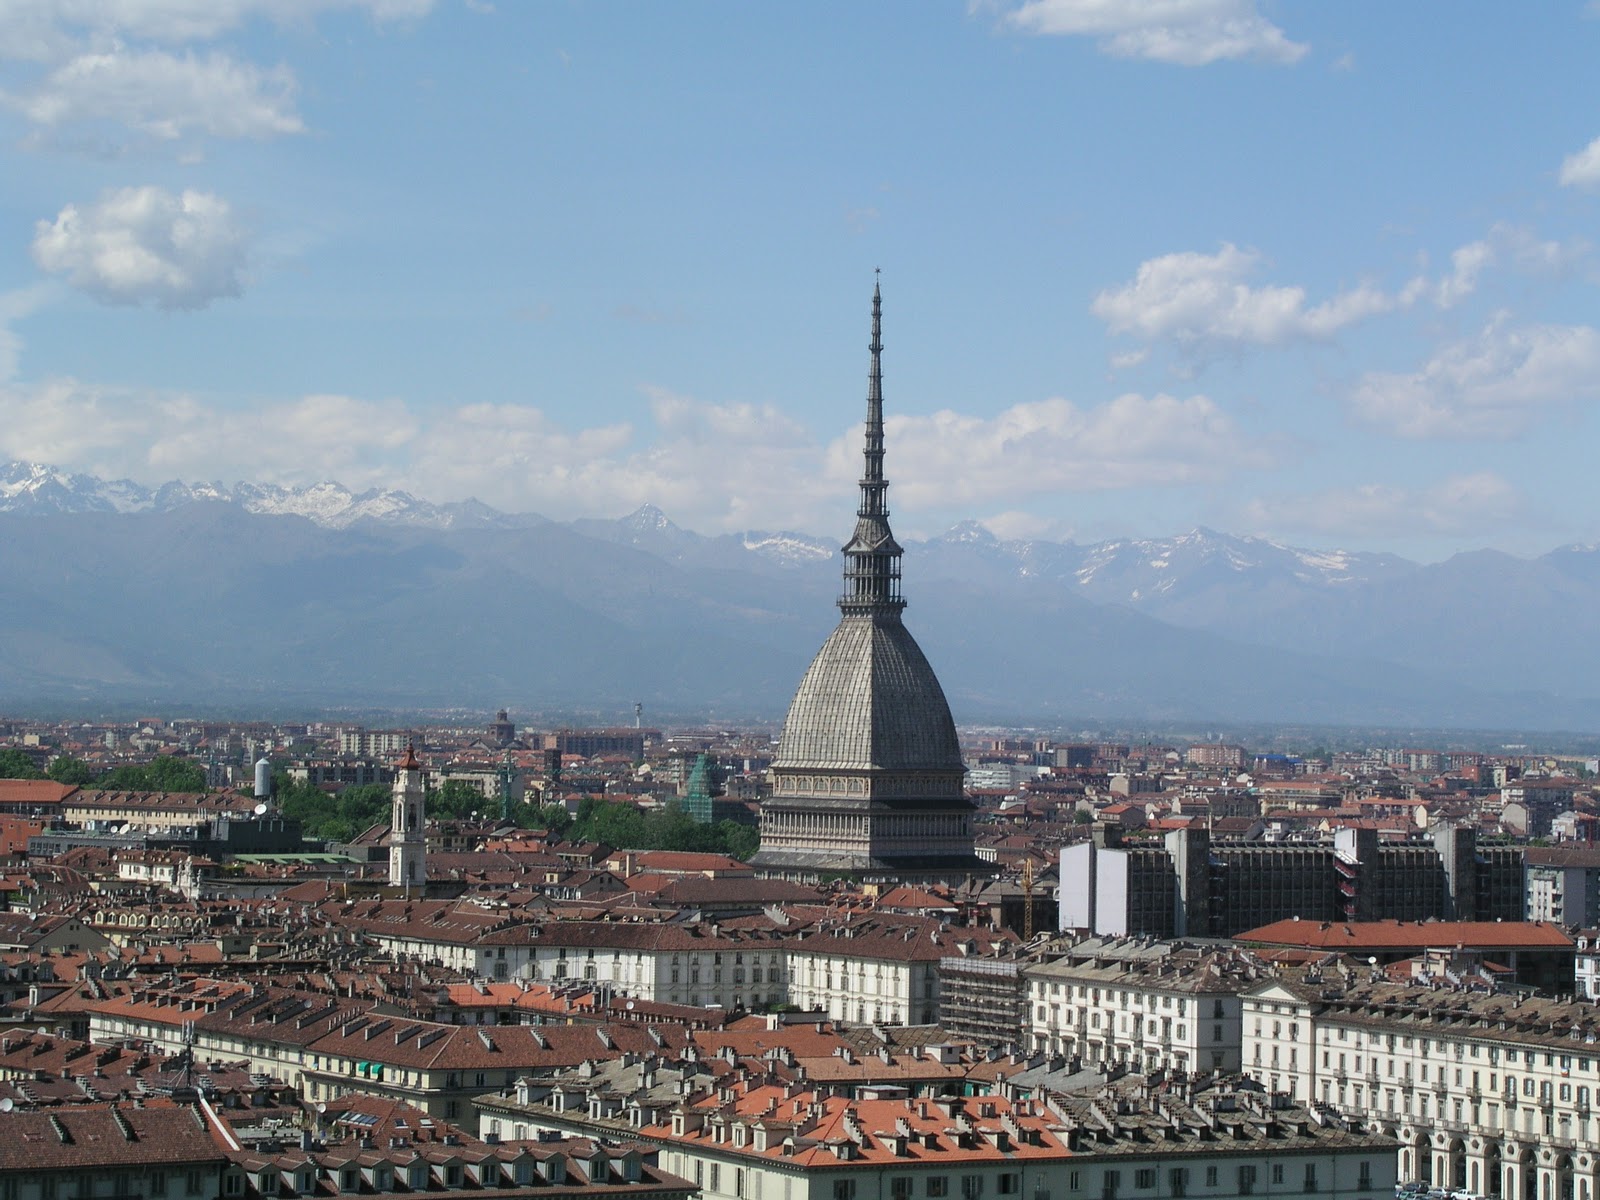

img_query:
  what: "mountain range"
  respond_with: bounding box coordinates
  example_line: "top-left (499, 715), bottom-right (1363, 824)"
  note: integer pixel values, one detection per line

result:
top-left (2, 459), bottom-right (1596, 732)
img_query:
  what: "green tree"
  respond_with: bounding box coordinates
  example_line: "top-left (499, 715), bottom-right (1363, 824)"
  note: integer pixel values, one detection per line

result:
top-left (97, 755), bottom-right (207, 793)
top-left (582, 800), bottom-right (647, 848)
top-left (47, 756), bottom-right (96, 785)
top-left (715, 819), bottom-right (759, 860)
top-left (536, 804), bottom-right (573, 836)
top-left (0, 749), bottom-right (44, 780)
top-left (146, 755), bottom-right (207, 792)
top-left (428, 778), bottom-right (488, 819)
top-left (338, 783), bottom-right (392, 835)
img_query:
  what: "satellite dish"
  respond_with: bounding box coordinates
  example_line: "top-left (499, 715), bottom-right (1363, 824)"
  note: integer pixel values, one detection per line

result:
top-left (315, 1103), bottom-right (327, 1114)
top-left (253, 803), bottom-right (269, 816)
top-left (625, 1000), bottom-right (635, 1011)
top-left (0, 1098), bottom-right (13, 1112)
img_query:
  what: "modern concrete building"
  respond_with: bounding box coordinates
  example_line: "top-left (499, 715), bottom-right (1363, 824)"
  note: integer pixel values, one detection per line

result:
top-left (1060, 824), bottom-right (1523, 939)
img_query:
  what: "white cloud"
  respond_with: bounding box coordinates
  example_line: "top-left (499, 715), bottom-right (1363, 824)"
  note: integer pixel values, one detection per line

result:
top-left (9, 47), bottom-right (303, 140)
top-left (1349, 316), bottom-right (1600, 439)
top-left (0, 285), bottom-right (57, 383)
top-left (0, 381), bottom-right (1264, 533)
top-left (975, 510), bottom-right (1079, 541)
top-left (32, 186), bottom-right (249, 309)
top-left (1430, 240), bottom-right (1491, 308)
top-left (1092, 243), bottom-right (1394, 349)
top-left (1559, 134), bottom-right (1600, 190)
top-left (0, 1), bottom-right (431, 144)
top-left (1241, 472), bottom-right (1526, 539)
top-left (1399, 225), bottom-right (1590, 309)
top-left (1097, 229), bottom-right (1575, 358)
top-left (0, 1), bottom-right (433, 52)
top-left (1493, 223), bottom-right (1591, 275)
top-left (0, 381), bottom-right (424, 483)
top-left (851, 391), bottom-right (1259, 510)
top-left (1003, 0), bottom-right (1307, 66)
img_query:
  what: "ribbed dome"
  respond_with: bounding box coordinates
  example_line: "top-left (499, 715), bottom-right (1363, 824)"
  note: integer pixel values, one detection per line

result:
top-left (774, 614), bottom-right (962, 773)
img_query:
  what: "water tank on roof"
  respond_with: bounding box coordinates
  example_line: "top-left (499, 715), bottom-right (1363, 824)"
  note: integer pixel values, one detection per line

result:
top-left (254, 756), bottom-right (272, 800)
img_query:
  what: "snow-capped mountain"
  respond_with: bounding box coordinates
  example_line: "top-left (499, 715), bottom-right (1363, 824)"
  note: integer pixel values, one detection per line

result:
top-left (0, 460), bottom-right (522, 530)
top-left (4, 458), bottom-right (1600, 727)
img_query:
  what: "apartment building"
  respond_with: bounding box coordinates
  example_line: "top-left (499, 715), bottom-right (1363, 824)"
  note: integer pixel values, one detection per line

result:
top-left (85, 979), bottom-right (692, 1122)
top-left (0, 1107), bottom-right (230, 1200)
top-left (1023, 941), bottom-right (1261, 1074)
top-left (481, 1074), bottom-right (1398, 1200)
top-left (1242, 974), bottom-right (1600, 1200)
top-left (1525, 847), bottom-right (1600, 928)
top-left (785, 916), bottom-right (1015, 1027)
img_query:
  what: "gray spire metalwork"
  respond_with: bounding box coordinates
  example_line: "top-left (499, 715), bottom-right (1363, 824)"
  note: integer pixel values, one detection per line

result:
top-left (840, 278), bottom-right (905, 617)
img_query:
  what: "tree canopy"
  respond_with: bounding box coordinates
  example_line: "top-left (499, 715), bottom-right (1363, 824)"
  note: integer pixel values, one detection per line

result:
top-left (0, 749), bottom-right (43, 780)
top-left (47, 756), bottom-right (97, 785)
top-left (96, 755), bottom-right (208, 793)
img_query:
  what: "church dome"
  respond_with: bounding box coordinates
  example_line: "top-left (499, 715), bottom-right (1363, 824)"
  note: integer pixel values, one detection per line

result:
top-left (775, 614), bottom-right (962, 773)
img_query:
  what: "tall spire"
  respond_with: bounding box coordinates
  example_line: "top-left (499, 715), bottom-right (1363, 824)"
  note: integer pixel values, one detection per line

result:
top-left (840, 275), bottom-right (905, 618)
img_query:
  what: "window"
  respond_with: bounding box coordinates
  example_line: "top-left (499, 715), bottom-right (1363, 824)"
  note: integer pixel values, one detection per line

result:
top-left (835, 1183), bottom-right (857, 1200)
top-left (893, 1179), bottom-right (914, 1200)
top-left (1169, 1170), bottom-right (1187, 1198)
top-left (711, 1165), bottom-right (721, 1192)
top-left (1358, 1164), bottom-right (1373, 1191)
top-left (999, 1176), bottom-right (1020, 1195)
top-left (963, 1178), bottom-right (984, 1200)
top-left (1304, 1165), bottom-right (1318, 1193)
top-left (1135, 1171), bottom-right (1155, 1190)
top-left (1103, 1170), bottom-right (1121, 1200)
top-left (1238, 1166), bottom-right (1257, 1195)
top-left (929, 1181), bottom-right (950, 1198)
top-left (1205, 1169), bottom-right (1218, 1188)
top-left (1273, 1166), bottom-right (1284, 1185)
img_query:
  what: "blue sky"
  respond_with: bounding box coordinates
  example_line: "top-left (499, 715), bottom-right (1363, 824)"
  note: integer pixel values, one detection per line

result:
top-left (3, 1), bottom-right (1600, 561)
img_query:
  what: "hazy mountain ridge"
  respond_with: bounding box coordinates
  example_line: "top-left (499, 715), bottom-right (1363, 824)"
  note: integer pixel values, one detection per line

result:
top-left (0, 460), bottom-right (528, 531)
top-left (3, 461), bottom-right (1599, 727)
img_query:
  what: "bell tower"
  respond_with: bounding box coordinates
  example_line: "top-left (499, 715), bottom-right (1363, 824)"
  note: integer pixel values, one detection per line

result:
top-left (389, 743), bottom-right (427, 892)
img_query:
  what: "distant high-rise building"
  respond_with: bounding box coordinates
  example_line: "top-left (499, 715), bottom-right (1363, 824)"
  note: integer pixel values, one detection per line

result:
top-left (750, 282), bottom-right (986, 883)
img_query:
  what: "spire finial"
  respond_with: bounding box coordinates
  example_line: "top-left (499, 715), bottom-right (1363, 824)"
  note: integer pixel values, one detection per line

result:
top-left (839, 277), bottom-right (904, 618)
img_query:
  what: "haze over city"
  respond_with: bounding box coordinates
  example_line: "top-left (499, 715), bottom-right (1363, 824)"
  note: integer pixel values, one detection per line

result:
top-left (4, 2), bottom-right (1600, 563)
